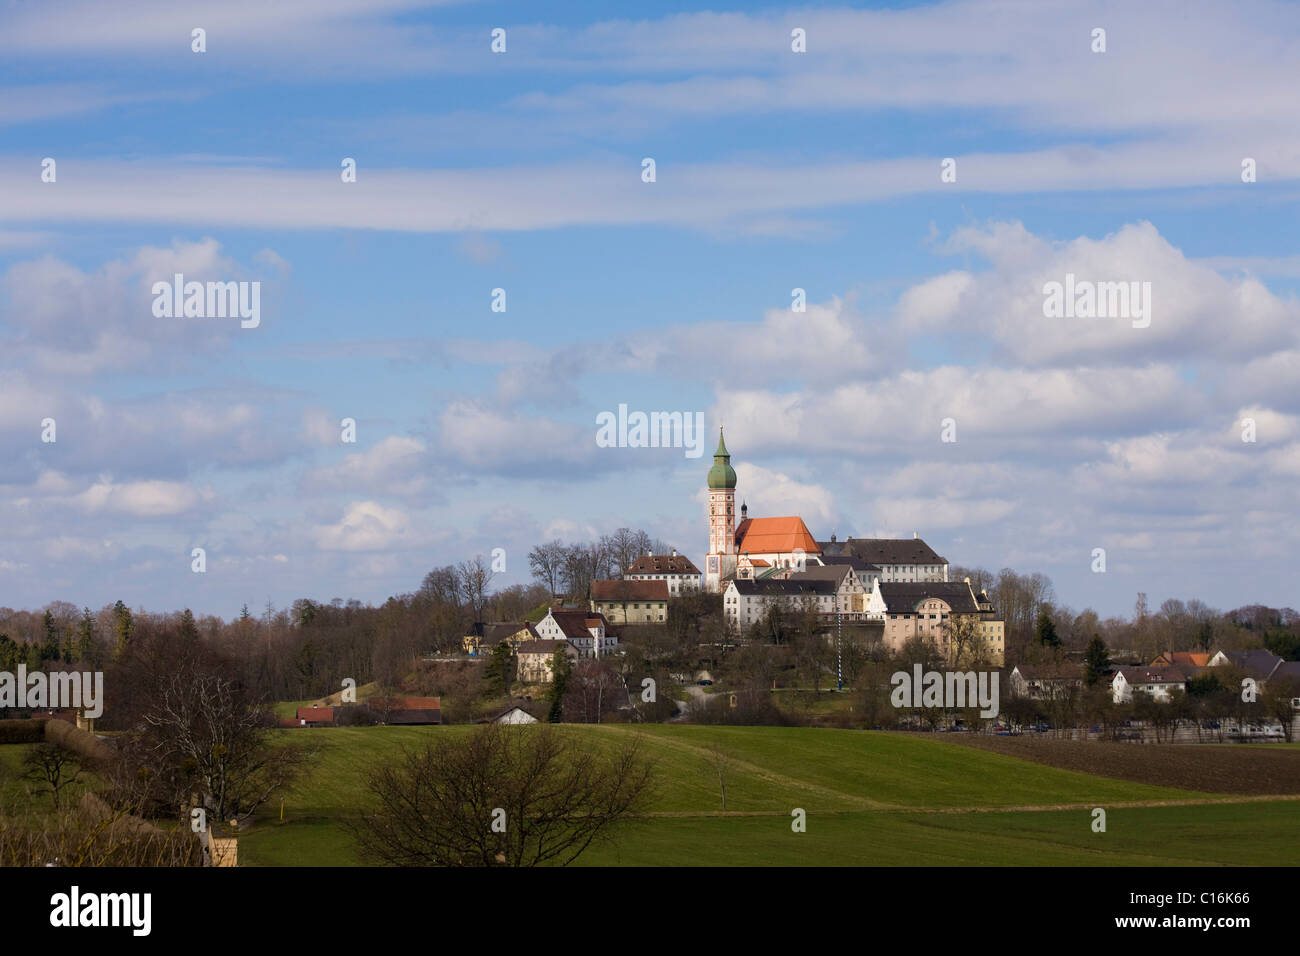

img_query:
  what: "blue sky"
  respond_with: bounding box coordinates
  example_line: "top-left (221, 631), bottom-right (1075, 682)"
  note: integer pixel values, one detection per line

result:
top-left (2, 0), bottom-right (1299, 620)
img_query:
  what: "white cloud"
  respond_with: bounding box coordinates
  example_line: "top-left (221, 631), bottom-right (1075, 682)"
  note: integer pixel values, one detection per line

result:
top-left (304, 436), bottom-right (431, 499)
top-left (72, 478), bottom-right (211, 516)
top-left (313, 500), bottom-right (412, 551)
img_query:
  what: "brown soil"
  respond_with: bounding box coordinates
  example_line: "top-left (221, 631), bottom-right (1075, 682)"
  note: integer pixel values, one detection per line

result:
top-left (944, 735), bottom-right (1300, 795)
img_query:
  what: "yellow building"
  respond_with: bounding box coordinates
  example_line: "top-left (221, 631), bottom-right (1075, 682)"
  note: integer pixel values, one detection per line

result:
top-left (461, 622), bottom-right (536, 657)
top-left (590, 579), bottom-right (669, 625)
top-left (877, 580), bottom-right (1004, 666)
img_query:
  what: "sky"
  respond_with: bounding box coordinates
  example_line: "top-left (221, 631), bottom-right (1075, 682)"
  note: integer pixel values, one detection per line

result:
top-left (1, 0), bottom-right (1298, 620)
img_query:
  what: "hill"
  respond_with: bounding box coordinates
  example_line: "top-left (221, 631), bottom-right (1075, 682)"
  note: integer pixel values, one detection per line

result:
top-left (240, 725), bottom-right (1300, 867)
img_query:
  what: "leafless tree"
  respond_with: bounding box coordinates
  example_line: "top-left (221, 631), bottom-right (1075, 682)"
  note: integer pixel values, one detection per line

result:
top-left (1263, 676), bottom-right (1299, 743)
top-left (528, 540), bottom-right (567, 598)
top-left (137, 670), bottom-right (304, 824)
top-left (457, 555), bottom-right (497, 622)
top-left (604, 528), bottom-right (653, 576)
top-left (350, 725), bottom-right (654, 866)
top-left (23, 744), bottom-right (83, 810)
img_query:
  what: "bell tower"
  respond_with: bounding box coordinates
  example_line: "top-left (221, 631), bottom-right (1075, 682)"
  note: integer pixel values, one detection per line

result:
top-left (705, 428), bottom-right (738, 591)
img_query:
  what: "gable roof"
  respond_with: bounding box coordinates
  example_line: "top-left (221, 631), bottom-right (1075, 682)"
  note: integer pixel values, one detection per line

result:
top-left (1113, 666), bottom-right (1187, 685)
top-left (731, 578), bottom-right (836, 597)
top-left (878, 581), bottom-right (978, 614)
top-left (545, 608), bottom-right (603, 640)
top-left (488, 705), bottom-right (540, 723)
top-left (819, 536), bottom-right (947, 567)
top-left (1272, 661), bottom-right (1300, 683)
top-left (734, 516), bottom-right (822, 556)
top-left (1212, 649), bottom-right (1285, 679)
top-left (296, 706), bottom-right (335, 722)
top-left (1011, 664), bottom-right (1083, 682)
top-left (1151, 651), bottom-right (1211, 668)
top-left (821, 554), bottom-right (882, 573)
top-left (626, 554), bottom-right (701, 575)
top-left (786, 564), bottom-right (854, 587)
top-left (591, 579), bottom-right (670, 602)
top-left (471, 622), bottom-right (527, 645)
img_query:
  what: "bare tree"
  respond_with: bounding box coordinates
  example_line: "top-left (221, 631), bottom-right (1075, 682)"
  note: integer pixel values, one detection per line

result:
top-left (1263, 676), bottom-right (1299, 743)
top-left (457, 555), bottom-right (497, 622)
top-left (943, 614), bottom-right (990, 668)
top-left (351, 725), bottom-right (654, 866)
top-left (23, 744), bottom-right (83, 809)
top-left (605, 528), bottom-right (653, 576)
top-left (528, 540), bottom-right (567, 598)
top-left (137, 670), bottom-right (303, 824)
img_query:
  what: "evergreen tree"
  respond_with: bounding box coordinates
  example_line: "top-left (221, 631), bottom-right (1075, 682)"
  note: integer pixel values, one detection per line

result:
top-left (0, 634), bottom-right (17, 671)
top-left (1035, 610), bottom-right (1061, 648)
top-left (74, 608), bottom-right (97, 664)
top-left (41, 611), bottom-right (61, 663)
top-left (180, 608), bottom-right (199, 641)
top-left (547, 648), bottom-right (572, 723)
top-left (1083, 635), bottom-right (1109, 685)
top-left (112, 600), bottom-right (133, 661)
top-left (488, 642), bottom-right (514, 696)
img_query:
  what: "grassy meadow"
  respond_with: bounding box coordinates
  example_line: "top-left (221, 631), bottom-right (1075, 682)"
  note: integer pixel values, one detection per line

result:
top-left (240, 724), bottom-right (1300, 867)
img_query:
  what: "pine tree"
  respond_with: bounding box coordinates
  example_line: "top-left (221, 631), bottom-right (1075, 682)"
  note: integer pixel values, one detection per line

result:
top-left (112, 600), bottom-right (133, 661)
top-left (547, 648), bottom-right (572, 723)
top-left (1035, 610), bottom-right (1061, 648)
top-left (74, 608), bottom-right (97, 664)
top-left (41, 611), bottom-right (61, 663)
top-left (180, 608), bottom-right (199, 641)
top-left (1083, 635), bottom-right (1109, 685)
top-left (488, 642), bottom-right (514, 696)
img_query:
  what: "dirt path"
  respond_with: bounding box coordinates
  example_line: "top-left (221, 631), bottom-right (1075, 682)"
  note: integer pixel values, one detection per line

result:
top-left (585, 725), bottom-right (893, 809)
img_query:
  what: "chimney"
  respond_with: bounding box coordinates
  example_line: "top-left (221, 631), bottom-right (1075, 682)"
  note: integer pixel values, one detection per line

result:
top-left (671, 548), bottom-right (677, 557)
top-left (913, 531), bottom-right (918, 539)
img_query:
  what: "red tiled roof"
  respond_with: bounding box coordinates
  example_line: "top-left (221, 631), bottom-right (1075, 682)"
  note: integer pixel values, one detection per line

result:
top-left (1153, 652), bottom-right (1210, 667)
top-left (734, 516), bottom-right (822, 556)
top-left (591, 579), bottom-right (670, 602)
top-left (296, 706), bottom-right (335, 722)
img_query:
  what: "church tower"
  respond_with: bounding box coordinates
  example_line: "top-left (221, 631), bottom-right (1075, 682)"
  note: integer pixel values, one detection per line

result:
top-left (705, 428), bottom-right (738, 592)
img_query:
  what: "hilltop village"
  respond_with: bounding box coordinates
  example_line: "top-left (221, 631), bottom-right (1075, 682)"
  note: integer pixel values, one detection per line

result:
top-left (463, 430), bottom-right (1007, 686)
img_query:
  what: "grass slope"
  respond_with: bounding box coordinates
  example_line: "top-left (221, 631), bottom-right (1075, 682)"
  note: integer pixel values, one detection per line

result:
top-left (241, 725), bottom-right (1300, 867)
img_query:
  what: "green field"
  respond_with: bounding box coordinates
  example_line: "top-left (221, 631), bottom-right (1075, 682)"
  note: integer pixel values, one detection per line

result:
top-left (240, 724), bottom-right (1300, 866)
